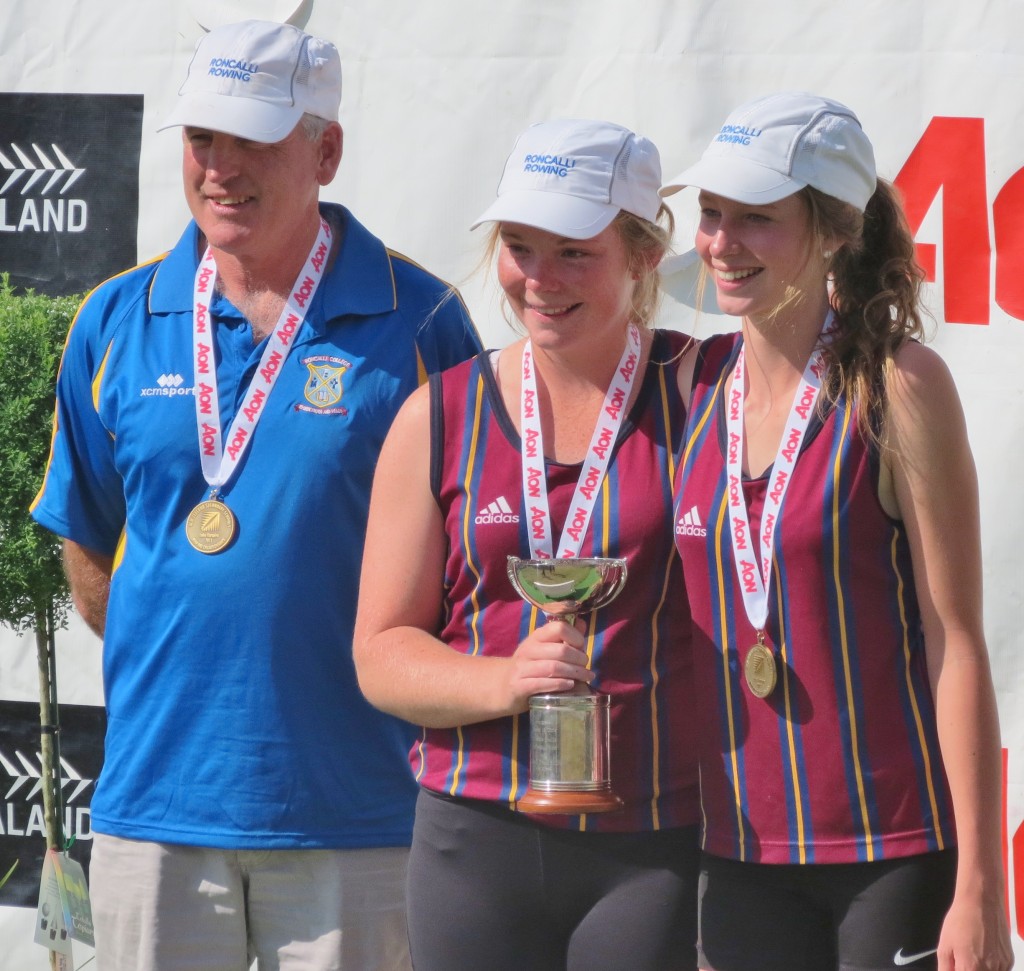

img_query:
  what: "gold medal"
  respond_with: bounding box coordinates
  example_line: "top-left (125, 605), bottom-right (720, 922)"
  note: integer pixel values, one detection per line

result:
top-left (185, 499), bottom-right (237, 554)
top-left (744, 642), bottom-right (777, 698)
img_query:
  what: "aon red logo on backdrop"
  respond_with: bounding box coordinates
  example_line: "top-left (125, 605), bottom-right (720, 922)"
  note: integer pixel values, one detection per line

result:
top-left (896, 117), bottom-right (1023, 324)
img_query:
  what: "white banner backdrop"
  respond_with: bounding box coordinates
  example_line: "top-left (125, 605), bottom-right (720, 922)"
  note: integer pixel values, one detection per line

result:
top-left (1, 0), bottom-right (1021, 964)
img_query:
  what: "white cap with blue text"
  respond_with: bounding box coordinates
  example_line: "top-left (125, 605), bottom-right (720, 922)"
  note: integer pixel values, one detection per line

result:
top-left (661, 92), bottom-right (877, 213)
top-left (159, 20), bottom-right (342, 143)
top-left (472, 119), bottom-right (663, 239)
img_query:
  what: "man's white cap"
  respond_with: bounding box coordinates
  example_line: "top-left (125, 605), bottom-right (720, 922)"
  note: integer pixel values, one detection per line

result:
top-left (472, 119), bottom-right (663, 239)
top-left (159, 20), bottom-right (341, 143)
top-left (661, 92), bottom-right (877, 213)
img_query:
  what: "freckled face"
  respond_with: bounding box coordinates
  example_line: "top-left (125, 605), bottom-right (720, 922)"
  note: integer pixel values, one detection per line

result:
top-left (496, 222), bottom-right (636, 350)
top-left (695, 191), bottom-right (825, 321)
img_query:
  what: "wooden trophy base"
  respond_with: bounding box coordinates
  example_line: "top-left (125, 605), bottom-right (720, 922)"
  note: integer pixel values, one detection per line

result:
top-left (515, 787), bottom-right (624, 815)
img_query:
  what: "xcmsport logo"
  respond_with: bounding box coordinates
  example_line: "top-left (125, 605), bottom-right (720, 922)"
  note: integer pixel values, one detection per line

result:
top-left (139, 374), bottom-right (192, 398)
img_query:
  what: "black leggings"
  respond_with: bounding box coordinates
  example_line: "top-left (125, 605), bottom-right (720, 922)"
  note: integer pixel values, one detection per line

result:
top-left (697, 849), bottom-right (958, 971)
top-left (407, 789), bottom-right (700, 971)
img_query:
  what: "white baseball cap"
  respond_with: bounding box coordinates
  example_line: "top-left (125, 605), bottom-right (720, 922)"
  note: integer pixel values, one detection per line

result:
top-left (472, 119), bottom-right (663, 239)
top-left (159, 20), bottom-right (342, 143)
top-left (661, 92), bottom-right (877, 213)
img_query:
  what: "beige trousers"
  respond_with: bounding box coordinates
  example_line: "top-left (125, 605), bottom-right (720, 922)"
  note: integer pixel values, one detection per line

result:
top-left (89, 833), bottom-right (412, 971)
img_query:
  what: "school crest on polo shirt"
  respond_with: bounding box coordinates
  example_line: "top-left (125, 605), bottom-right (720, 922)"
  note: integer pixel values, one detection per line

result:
top-left (298, 354), bottom-right (351, 415)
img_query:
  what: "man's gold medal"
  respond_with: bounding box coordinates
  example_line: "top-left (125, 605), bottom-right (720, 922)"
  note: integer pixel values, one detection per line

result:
top-left (185, 499), bottom-right (236, 554)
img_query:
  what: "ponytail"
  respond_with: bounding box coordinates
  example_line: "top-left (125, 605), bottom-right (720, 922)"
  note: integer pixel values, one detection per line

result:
top-left (804, 180), bottom-right (928, 440)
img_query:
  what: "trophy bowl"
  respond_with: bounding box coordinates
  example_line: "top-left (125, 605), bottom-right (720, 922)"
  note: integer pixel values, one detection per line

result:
top-left (506, 556), bottom-right (627, 814)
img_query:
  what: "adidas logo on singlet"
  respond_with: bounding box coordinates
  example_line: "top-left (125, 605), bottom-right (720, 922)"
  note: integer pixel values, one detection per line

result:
top-left (676, 505), bottom-right (707, 537)
top-left (475, 496), bottom-right (520, 525)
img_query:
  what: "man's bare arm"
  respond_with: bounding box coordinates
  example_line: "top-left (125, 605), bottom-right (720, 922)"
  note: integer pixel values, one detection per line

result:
top-left (63, 540), bottom-right (114, 638)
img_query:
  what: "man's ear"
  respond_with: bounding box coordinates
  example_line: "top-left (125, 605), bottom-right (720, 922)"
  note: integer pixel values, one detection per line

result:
top-left (317, 122), bottom-right (344, 186)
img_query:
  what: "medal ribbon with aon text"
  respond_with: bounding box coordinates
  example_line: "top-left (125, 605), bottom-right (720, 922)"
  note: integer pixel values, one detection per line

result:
top-left (726, 312), bottom-right (832, 697)
top-left (186, 218), bottom-right (332, 554)
top-left (519, 324), bottom-right (641, 559)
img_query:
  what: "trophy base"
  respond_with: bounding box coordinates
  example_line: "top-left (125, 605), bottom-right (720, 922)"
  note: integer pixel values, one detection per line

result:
top-left (515, 787), bottom-right (624, 815)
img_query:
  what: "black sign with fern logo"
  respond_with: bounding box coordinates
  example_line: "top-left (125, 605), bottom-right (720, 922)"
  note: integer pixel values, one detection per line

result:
top-left (0, 93), bottom-right (142, 297)
top-left (0, 701), bottom-right (105, 908)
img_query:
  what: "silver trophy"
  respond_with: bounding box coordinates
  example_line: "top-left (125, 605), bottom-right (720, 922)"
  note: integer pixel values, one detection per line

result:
top-left (506, 556), bottom-right (628, 814)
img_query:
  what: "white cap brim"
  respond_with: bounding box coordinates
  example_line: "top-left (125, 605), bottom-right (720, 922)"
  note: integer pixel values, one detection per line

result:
top-left (471, 188), bottom-right (619, 239)
top-left (661, 156), bottom-right (807, 205)
top-left (158, 92), bottom-right (303, 144)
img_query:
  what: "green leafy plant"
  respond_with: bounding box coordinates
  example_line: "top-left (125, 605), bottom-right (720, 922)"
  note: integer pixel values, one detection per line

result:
top-left (0, 275), bottom-right (81, 855)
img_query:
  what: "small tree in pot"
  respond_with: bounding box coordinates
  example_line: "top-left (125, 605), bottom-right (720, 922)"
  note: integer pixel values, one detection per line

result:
top-left (0, 275), bottom-right (80, 869)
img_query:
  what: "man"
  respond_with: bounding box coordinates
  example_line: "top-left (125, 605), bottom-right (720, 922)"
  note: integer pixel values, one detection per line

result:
top-left (31, 19), bottom-right (480, 971)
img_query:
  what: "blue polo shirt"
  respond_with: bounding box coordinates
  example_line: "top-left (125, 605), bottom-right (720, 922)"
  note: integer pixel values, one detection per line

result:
top-left (32, 204), bottom-right (481, 848)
